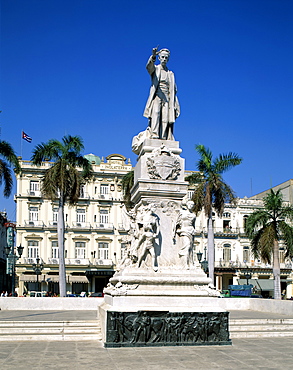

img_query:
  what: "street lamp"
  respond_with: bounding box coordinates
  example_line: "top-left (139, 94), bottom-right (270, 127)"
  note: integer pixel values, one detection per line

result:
top-left (5, 244), bottom-right (24, 295)
top-left (244, 267), bottom-right (252, 285)
top-left (197, 246), bottom-right (208, 273)
top-left (32, 257), bottom-right (44, 291)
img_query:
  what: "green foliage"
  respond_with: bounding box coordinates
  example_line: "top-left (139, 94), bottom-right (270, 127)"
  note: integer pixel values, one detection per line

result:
top-left (121, 171), bottom-right (134, 210)
top-left (245, 189), bottom-right (293, 264)
top-left (31, 135), bottom-right (93, 204)
top-left (0, 140), bottom-right (20, 197)
top-left (185, 144), bottom-right (242, 216)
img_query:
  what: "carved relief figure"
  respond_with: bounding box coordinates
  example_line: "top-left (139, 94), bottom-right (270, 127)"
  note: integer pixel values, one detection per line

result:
top-left (136, 204), bottom-right (160, 271)
top-left (144, 47), bottom-right (180, 140)
top-left (131, 311), bottom-right (151, 343)
top-left (174, 200), bottom-right (196, 269)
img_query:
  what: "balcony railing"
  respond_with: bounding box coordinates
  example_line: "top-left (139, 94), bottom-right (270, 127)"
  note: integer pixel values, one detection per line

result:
top-left (66, 258), bottom-right (90, 265)
top-left (23, 257), bottom-right (45, 264)
top-left (94, 223), bottom-right (114, 231)
top-left (48, 220), bottom-right (58, 227)
top-left (94, 258), bottom-right (113, 266)
top-left (24, 220), bottom-right (45, 227)
top-left (79, 192), bottom-right (90, 199)
top-left (72, 222), bottom-right (91, 229)
top-left (27, 190), bottom-right (42, 197)
top-left (96, 194), bottom-right (113, 201)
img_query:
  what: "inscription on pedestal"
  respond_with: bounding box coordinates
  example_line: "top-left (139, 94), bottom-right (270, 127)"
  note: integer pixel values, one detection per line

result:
top-left (105, 310), bottom-right (230, 347)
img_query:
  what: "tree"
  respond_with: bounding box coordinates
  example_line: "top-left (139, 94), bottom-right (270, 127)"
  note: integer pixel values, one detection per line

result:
top-left (185, 144), bottom-right (242, 285)
top-left (121, 170), bottom-right (134, 210)
top-left (0, 140), bottom-right (20, 197)
top-left (31, 135), bottom-right (93, 297)
top-left (245, 189), bottom-right (293, 300)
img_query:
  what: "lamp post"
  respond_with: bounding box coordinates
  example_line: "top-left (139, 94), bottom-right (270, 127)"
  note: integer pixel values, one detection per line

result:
top-left (4, 222), bottom-right (24, 295)
top-left (197, 246), bottom-right (208, 273)
top-left (5, 244), bottom-right (24, 295)
top-left (32, 257), bottom-right (44, 291)
top-left (244, 266), bottom-right (252, 285)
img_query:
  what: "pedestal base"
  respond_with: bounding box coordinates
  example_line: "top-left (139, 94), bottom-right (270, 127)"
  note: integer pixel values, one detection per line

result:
top-left (100, 304), bottom-right (231, 347)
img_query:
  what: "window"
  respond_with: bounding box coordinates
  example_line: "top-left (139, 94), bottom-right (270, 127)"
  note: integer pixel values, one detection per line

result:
top-left (51, 241), bottom-right (59, 258)
top-left (100, 184), bottom-right (109, 195)
top-left (53, 208), bottom-right (58, 222)
top-left (80, 185), bottom-right (85, 198)
top-left (223, 212), bottom-right (231, 218)
top-left (75, 242), bottom-right (86, 259)
top-left (29, 207), bottom-right (39, 221)
top-left (98, 242), bottom-right (109, 259)
top-left (99, 209), bottom-right (109, 224)
top-left (76, 209), bottom-right (86, 223)
top-left (28, 241), bottom-right (39, 258)
top-left (243, 247), bottom-right (250, 263)
top-left (30, 181), bottom-right (40, 193)
top-left (223, 220), bottom-right (231, 231)
top-left (223, 244), bottom-right (231, 262)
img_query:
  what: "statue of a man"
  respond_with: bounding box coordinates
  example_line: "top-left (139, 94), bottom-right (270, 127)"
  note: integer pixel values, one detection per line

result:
top-left (143, 47), bottom-right (180, 140)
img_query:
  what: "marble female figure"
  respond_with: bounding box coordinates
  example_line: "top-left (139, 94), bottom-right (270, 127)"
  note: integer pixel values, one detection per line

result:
top-left (174, 200), bottom-right (196, 269)
top-left (143, 47), bottom-right (180, 140)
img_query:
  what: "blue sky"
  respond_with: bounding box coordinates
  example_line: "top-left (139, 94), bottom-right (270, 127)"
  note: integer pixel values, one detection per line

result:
top-left (1, 0), bottom-right (293, 221)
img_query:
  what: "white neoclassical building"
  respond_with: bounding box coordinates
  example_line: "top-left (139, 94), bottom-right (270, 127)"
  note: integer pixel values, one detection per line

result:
top-left (12, 156), bottom-right (293, 298)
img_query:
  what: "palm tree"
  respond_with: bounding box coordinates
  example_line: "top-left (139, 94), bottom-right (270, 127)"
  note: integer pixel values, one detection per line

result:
top-left (186, 144), bottom-right (242, 285)
top-left (0, 140), bottom-right (20, 197)
top-left (31, 135), bottom-right (93, 297)
top-left (121, 170), bottom-right (134, 210)
top-left (245, 189), bottom-right (293, 300)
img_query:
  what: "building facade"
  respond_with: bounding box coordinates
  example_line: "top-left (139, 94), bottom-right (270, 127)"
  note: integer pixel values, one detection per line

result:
top-left (13, 158), bottom-right (293, 298)
top-left (14, 153), bottom-right (132, 295)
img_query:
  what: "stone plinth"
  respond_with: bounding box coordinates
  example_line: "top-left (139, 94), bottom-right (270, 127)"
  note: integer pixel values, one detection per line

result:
top-left (131, 139), bottom-right (187, 204)
top-left (99, 138), bottom-right (230, 347)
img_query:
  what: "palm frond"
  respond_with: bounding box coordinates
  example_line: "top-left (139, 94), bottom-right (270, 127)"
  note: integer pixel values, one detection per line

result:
top-left (213, 153), bottom-right (242, 174)
top-left (279, 221), bottom-right (293, 259)
top-left (0, 159), bottom-right (13, 197)
top-left (0, 140), bottom-right (21, 173)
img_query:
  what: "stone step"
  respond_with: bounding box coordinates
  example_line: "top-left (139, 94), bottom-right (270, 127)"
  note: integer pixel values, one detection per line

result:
top-left (0, 320), bottom-right (103, 341)
top-left (230, 324), bottom-right (293, 332)
top-left (231, 331), bottom-right (293, 338)
top-left (230, 318), bottom-right (293, 338)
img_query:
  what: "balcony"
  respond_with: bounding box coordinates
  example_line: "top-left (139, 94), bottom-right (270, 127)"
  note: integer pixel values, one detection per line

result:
top-left (79, 192), bottom-right (90, 199)
top-left (118, 224), bottom-right (127, 231)
top-left (24, 220), bottom-right (45, 228)
top-left (48, 220), bottom-right (58, 227)
top-left (96, 194), bottom-right (113, 201)
top-left (72, 222), bottom-right (91, 229)
top-left (94, 223), bottom-right (114, 231)
top-left (94, 258), bottom-right (113, 266)
top-left (27, 190), bottom-right (42, 197)
top-left (23, 257), bottom-right (45, 264)
top-left (66, 258), bottom-right (90, 265)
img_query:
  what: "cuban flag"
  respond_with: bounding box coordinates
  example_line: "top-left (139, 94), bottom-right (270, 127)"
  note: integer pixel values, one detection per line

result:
top-left (22, 131), bottom-right (32, 143)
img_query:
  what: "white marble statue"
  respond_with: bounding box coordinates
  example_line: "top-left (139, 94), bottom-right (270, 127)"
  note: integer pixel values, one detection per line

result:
top-left (174, 200), bottom-right (196, 269)
top-left (135, 204), bottom-right (160, 271)
top-left (143, 47), bottom-right (180, 140)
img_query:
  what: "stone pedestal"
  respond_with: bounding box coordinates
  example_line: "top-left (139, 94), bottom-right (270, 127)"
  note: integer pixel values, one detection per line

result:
top-left (100, 139), bottom-right (231, 347)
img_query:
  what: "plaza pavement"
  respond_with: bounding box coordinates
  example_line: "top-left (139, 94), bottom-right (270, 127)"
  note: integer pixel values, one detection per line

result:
top-left (0, 310), bottom-right (293, 369)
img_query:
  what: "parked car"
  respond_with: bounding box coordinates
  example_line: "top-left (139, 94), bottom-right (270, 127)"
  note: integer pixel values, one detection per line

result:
top-left (29, 291), bottom-right (45, 297)
top-left (90, 292), bottom-right (104, 297)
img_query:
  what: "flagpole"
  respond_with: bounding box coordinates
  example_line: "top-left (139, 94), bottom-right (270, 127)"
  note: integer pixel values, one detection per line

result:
top-left (20, 130), bottom-right (23, 158)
